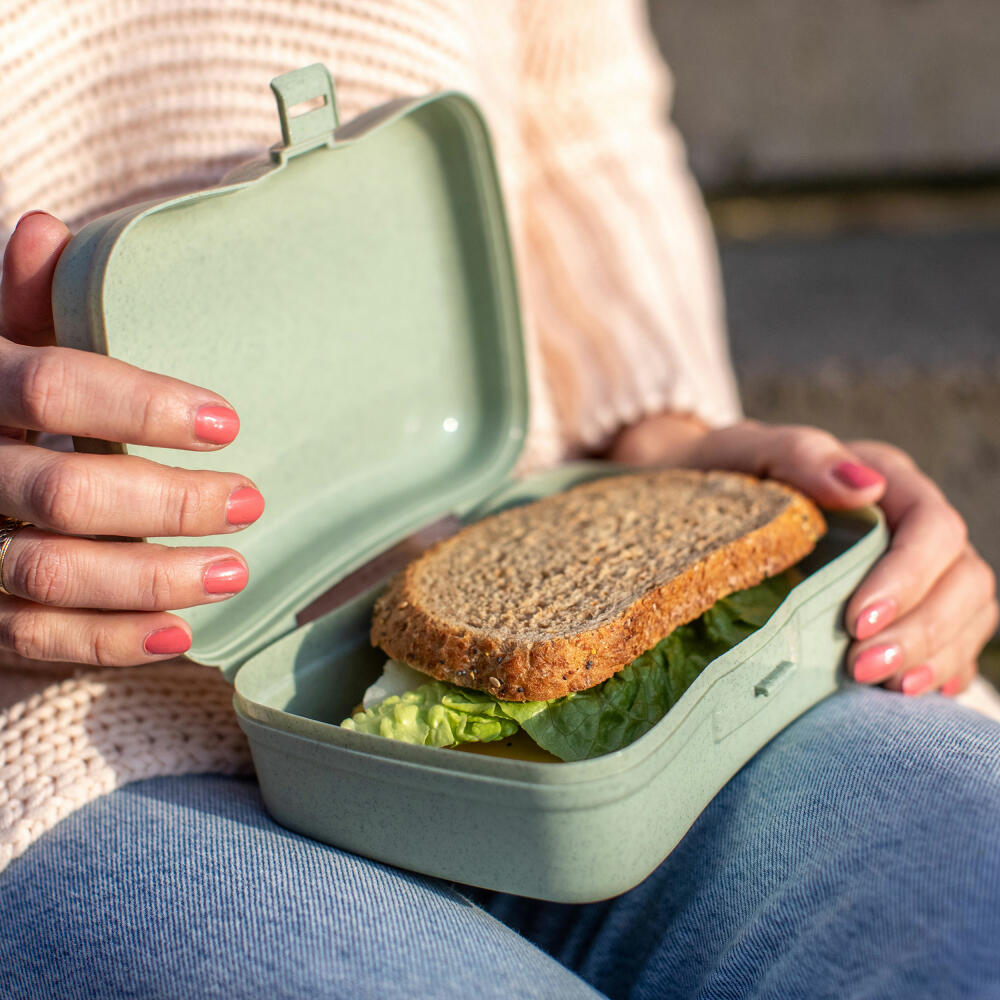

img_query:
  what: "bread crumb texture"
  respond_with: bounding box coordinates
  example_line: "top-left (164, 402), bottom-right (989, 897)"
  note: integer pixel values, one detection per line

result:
top-left (371, 470), bottom-right (825, 701)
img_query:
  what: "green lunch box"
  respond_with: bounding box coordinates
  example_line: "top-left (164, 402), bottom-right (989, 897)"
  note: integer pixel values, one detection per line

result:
top-left (51, 64), bottom-right (888, 903)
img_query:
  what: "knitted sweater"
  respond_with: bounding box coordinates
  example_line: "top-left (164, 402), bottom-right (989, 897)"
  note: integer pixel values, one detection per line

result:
top-left (2, 0), bottom-right (982, 874)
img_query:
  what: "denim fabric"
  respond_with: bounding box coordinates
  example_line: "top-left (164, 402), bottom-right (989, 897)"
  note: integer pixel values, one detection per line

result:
top-left (3, 687), bottom-right (1000, 1000)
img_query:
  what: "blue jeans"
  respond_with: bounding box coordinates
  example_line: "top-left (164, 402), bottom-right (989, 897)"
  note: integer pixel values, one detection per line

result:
top-left (2, 687), bottom-right (1000, 1000)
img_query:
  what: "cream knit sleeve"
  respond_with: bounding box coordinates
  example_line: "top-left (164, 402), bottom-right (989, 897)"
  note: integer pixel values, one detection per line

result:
top-left (515, 0), bottom-right (742, 454)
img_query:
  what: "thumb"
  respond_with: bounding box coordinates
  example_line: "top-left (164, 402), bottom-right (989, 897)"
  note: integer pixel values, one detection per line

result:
top-left (0, 211), bottom-right (72, 347)
top-left (688, 420), bottom-right (887, 509)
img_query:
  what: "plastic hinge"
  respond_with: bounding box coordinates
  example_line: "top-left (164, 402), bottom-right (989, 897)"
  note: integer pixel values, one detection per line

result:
top-left (270, 63), bottom-right (340, 160)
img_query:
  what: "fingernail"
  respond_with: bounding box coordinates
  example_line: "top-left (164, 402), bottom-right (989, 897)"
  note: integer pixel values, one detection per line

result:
top-left (855, 598), bottom-right (897, 640)
top-left (16, 210), bottom-right (48, 226)
top-left (902, 664), bottom-right (935, 696)
top-left (853, 643), bottom-right (902, 683)
top-left (941, 676), bottom-right (965, 697)
top-left (143, 625), bottom-right (191, 656)
top-left (833, 461), bottom-right (885, 490)
top-left (195, 405), bottom-right (240, 445)
top-left (226, 487), bottom-right (264, 526)
top-left (204, 557), bottom-right (249, 595)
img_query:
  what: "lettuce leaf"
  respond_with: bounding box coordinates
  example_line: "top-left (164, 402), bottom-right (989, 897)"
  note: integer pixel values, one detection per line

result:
top-left (342, 573), bottom-right (794, 760)
top-left (342, 681), bottom-right (520, 747)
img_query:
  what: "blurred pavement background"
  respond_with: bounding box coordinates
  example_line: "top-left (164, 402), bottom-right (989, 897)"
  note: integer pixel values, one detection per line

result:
top-left (649, 0), bottom-right (1000, 188)
top-left (649, 1), bottom-right (999, 673)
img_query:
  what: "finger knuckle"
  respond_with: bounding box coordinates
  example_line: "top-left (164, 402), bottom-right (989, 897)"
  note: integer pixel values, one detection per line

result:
top-left (162, 474), bottom-right (213, 535)
top-left (855, 439), bottom-right (914, 471)
top-left (143, 558), bottom-right (179, 609)
top-left (2, 609), bottom-right (51, 661)
top-left (20, 539), bottom-right (74, 606)
top-left (17, 348), bottom-right (71, 429)
top-left (963, 551), bottom-right (997, 604)
top-left (29, 459), bottom-right (95, 531)
top-left (938, 505), bottom-right (968, 555)
top-left (89, 626), bottom-right (123, 667)
top-left (133, 389), bottom-right (170, 443)
top-left (777, 425), bottom-right (839, 468)
top-left (886, 444), bottom-right (916, 472)
top-left (864, 440), bottom-right (918, 475)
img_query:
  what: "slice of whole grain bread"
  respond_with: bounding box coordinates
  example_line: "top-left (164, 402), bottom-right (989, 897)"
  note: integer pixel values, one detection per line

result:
top-left (371, 469), bottom-right (825, 702)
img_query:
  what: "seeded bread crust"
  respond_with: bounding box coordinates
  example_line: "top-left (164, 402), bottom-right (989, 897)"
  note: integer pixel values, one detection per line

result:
top-left (371, 470), bottom-right (825, 702)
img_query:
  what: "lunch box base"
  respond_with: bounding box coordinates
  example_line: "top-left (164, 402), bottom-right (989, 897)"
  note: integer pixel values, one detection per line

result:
top-left (234, 467), bottom-right (887, 903)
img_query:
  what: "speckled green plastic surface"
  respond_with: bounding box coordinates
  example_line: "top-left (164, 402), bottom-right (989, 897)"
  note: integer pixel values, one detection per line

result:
top-left (52, 65), bottom-right (526, 675)
top-left (50, 65), bottom-right (889, 902)
top-left (234, 463), bottom-right (887, 903)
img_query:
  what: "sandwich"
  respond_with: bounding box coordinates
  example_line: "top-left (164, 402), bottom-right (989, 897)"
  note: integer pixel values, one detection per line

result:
top-left (342, 469), bottom-right (825, 761)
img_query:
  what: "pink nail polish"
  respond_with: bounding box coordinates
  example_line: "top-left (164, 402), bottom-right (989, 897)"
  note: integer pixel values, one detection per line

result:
top-left (195, 405), bottom-right (240, 445)
top-left (204, 557), bottom-right (249, 595)
top-left (833, 461), bottom-right (885, 490)
top-left (853, 643), bottom-right (901, 683)
top-left (855, 598), bottom-right (897, 640)
top-left (902, 664), bottom-right (935, 696)
top-left (941, 677), bottom-right (965, 697)
top-left (143, 626), bottom-right (191, 656)
top-left (226, 487), bottom-right (265, 526)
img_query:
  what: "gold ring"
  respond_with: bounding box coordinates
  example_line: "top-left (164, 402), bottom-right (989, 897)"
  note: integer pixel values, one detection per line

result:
top-left (0, 516), bottom-right (31, 597)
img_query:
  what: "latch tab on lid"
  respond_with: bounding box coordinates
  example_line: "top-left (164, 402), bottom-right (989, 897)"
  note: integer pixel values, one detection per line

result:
top-left (270, 63), bottom-right (340, 160)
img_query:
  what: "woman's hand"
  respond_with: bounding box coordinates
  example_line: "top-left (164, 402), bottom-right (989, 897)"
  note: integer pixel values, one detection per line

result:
top-left (0, 211), bottom-right (264, 668)
top-left (610, 412), bottom-right (998, 696)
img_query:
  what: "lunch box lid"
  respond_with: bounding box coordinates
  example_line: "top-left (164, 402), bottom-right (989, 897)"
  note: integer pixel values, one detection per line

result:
top-left (51, 64), bottom-right (529, 675)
